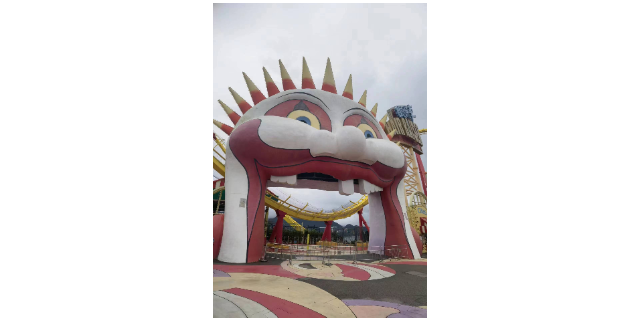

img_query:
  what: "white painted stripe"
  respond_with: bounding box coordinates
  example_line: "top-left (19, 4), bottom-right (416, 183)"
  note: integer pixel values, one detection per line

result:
top-left (214, 291), bottom-right (276, 318)
top-left (213, 293), bottom-right (246, 318)
top-left (347, 263), bottom-right (394, 279)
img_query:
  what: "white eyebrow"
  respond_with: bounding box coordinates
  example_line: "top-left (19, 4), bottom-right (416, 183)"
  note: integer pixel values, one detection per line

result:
top-left (342, 108), bottom-right (378, 124)
top-left (277, 92), bottom-right (330, 111)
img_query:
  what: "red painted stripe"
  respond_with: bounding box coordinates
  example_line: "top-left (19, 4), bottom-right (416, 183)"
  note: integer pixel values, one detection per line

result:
top-left (213, 178), bottom-right (225, 188)
top-left (282, 79), bottom-right (296, 90)
top-left (266, 82), bottom-right (280, 97)
top-left (211, 265), bottom-right (304, 279)
top-left (342, 92), bottom-right (353, 100)
top-left (227, 112), bottom-right (241, 125)
top-left (250, 90), bottom-right (267, 105)
top-left (238, 101), bottom-right (252, 114)
top-left (224, 288), bottom-right (325, 318)
top-left (321, 83), bottom-right (337, 93)
top-left (301, 78), bottom-right (316, 89)
top-left (358, 102), bottom-right (366, 107)
top-left (335, 263), bottom-right (370, 281)
top-left (221, 124), bottom-right (233, 135)
top-left (379, 122), bottom-right (385, 131)
top-left (364, 264), bottom-right (396, 274)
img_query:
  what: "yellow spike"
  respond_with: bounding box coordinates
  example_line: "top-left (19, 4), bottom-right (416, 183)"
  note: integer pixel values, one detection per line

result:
top-left (388, 129), bottom-right (397, 138)
top-left (242, 72), bottom-right (260, 93)
top-left (263, 67), bottom-right (275, 83)
top-left (342, 74), bottom-right (353, 99)
top-left (301, 57), bottom-right (316, 89)
top-left (218, 100), bottom-right (234, 115)
top-left (302, 57), bottom-right (312, 79)
top-left (212, 119), bottom-right (223, 127)
top-left (358, 90), bottom-right (367, 107)
top-left (380, 113), bottom-right (388, 124)
top-left (322, 58), bottom-right (335, 88)
top-left (370, 103), bottom-right (378, 117)
top-left (279, 59), bottom-right (292, 80)
top-left (228, 87), bottom-right (245, 104)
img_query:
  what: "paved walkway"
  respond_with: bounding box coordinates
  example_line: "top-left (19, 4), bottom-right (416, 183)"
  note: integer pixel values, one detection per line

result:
top-left (214, 258), bottom-right (427, 318)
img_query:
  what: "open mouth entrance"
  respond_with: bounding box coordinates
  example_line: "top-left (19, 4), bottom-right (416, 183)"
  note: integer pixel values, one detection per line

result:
top-left (264, 183), bottom-right (373, 261)
top-left (268, 172), bottom-right (384, 195)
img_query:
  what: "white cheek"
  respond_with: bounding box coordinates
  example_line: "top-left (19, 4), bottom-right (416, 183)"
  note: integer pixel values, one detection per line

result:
top-left (363, 139), bottom-right (405, 168)
top-left (258, 116), bottom-right (314, 149)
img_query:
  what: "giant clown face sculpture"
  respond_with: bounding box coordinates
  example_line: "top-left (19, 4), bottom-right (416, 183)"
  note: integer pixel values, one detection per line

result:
top-left (215, 58), bottom-right (421, 263)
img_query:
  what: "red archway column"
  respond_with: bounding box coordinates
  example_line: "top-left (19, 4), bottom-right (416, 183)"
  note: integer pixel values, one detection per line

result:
top-left (321, 221), bottom-right (333, 241)
top-left (269, 210), bottom-right (286, 244)
top-left (358, 209), bottom-right (370, 242)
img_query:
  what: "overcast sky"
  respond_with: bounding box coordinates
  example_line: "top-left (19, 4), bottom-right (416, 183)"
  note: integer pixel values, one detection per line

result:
top-left (213, 3), bottom-right (427, 226)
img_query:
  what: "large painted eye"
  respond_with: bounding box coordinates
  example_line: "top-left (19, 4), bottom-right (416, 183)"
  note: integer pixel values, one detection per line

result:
top-left (358, 124), bottom-right (377, 139)
top-left (343, 114), bottom-right (382, 139)
top-left (265, 100), bottom-right (332, 131)
top-left (287, 110), bottom-right (321, 129)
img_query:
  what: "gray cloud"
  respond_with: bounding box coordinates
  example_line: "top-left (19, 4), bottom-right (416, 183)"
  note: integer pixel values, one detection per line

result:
top-left (214, 4), bottom-right (427, 226)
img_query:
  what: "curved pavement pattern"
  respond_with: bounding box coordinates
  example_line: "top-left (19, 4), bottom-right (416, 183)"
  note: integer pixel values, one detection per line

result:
top-left (214, 259), bottom-right (427, 318)
top-left (280, 261), bottom-right (395, 281)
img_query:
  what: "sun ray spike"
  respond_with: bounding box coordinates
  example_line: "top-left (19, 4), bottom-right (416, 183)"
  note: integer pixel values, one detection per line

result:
top-left (242, 72), bottom-right (266, 105)
top-left (213, 119), bottom-right (233, 136)
top-left (358, 90), bottom-right (367, 107)
top-left (279, 59), bottom-right (296, 90)
top-left (370, 103), bottom-right (378, 117)
top-left (387, 129), bottom-right (397, 140)
top-left (228, 87), bottom-right (253, 114)
top-left (262, 67), bottom-right (280, 97)
top-left (321, 57), bottom-right (337, 93)
top-left (301, 57), bottom-right (316, 89)
top-left (379, 113), bottom-right (388, 130)
top-left (342, 74), bottom-right (353, 99)
top-left (218, 100), bottom-right (241, 124)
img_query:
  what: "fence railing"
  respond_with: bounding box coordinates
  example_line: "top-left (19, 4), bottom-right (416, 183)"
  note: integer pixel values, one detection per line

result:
top-left (262, 243), bottom-right (414, 263)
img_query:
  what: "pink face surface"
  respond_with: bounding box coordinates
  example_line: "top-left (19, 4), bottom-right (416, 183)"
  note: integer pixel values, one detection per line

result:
top-left (219, 87), bottom-right (419, 263)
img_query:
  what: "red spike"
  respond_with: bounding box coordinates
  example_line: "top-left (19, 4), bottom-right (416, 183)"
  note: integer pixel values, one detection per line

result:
top-left (263, 67), bottom-right (280, 97)
top-left (220, 124), bottom-right (233, 135)
top-left (302, 78), bottom-right (315, 89)
top-left (249, 91), bottom-right (266, 105)
top-left (282, 79), bottom-right (296, 90)
top-left (266, 82), bottom-right (279, 96)
top-left (322, 83), bottom-right (336, 93)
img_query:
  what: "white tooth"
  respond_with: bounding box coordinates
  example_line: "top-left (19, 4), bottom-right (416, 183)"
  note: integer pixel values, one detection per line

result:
top-left (358, 179), bottom-right (375, 194)
top-left (286, 175), bottom-right (297, 185)
top-left (338, 179), bottom-right (354, 195)
top-left (271, 175), bottom-right (297, 185)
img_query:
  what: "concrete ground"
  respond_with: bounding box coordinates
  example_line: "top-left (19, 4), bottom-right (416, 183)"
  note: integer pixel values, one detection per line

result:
top-left (214, 257), bottom-right (427, 318)
top-left (300, 263), bottom-right (427, 307)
